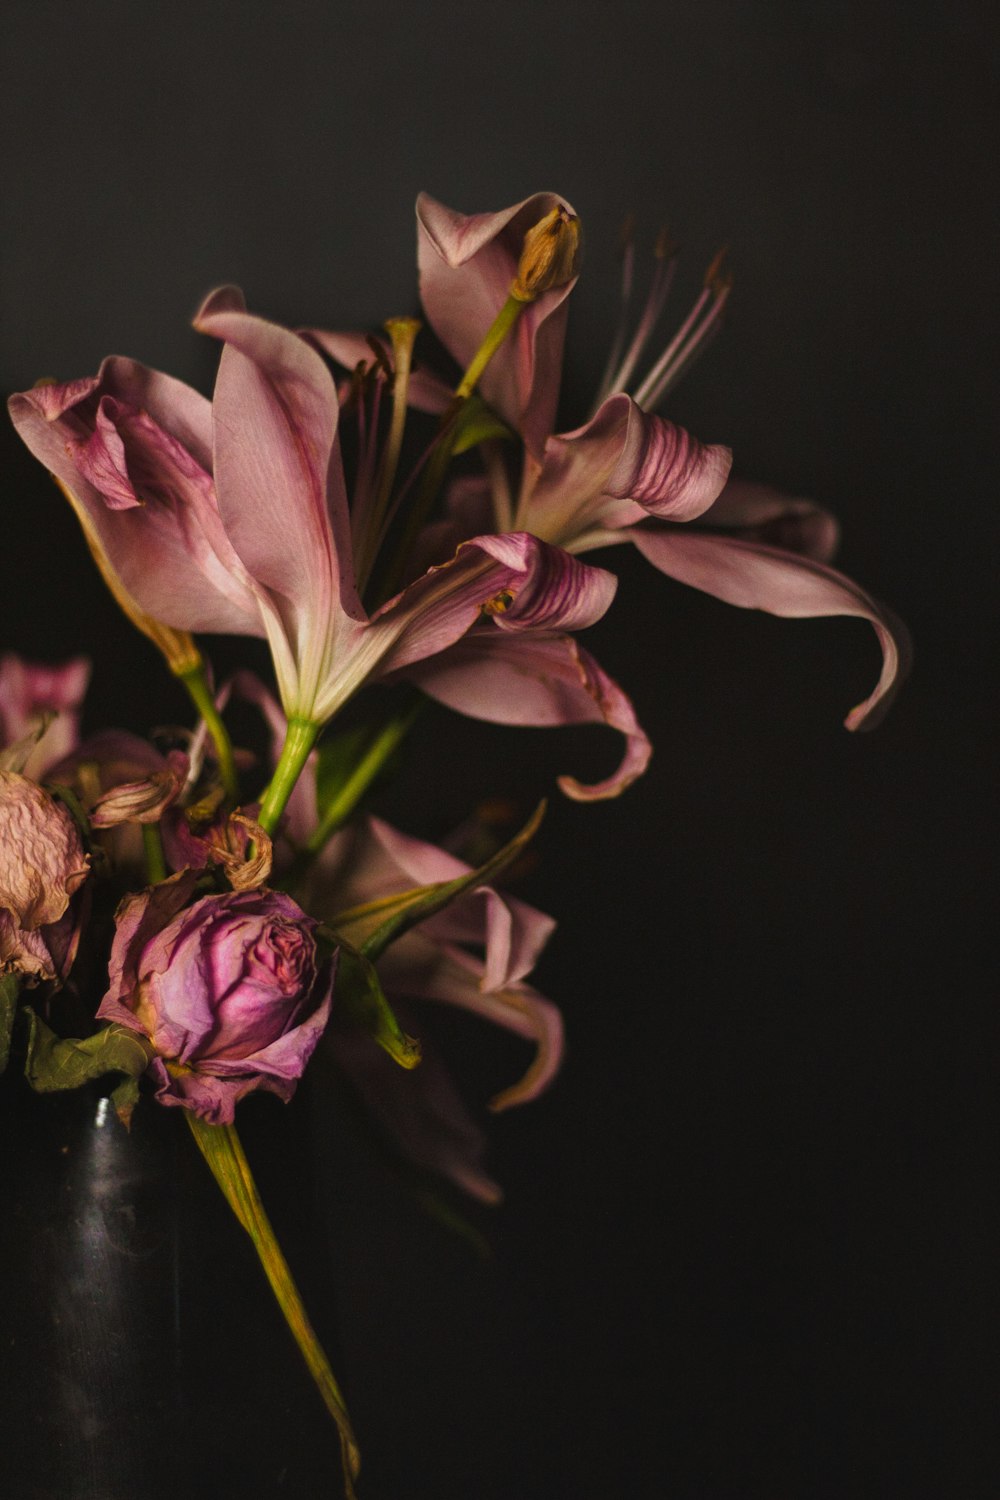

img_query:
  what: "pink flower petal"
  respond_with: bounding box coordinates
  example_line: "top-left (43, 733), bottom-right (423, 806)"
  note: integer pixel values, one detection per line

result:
top-left (699, 478), bottom-right (840, 562)
top-left (195, 287), bottom-right (363, 713)
top-left (306, 328), bottom-right (453, 414)
top-left (632, 525), bottom-right (910, 729)
top-left (8, 362), bottom-right (263, 637)
top-left (383, 943), bottom-right (564, 1112)
top-left (417, 190), bottom-right (577, 457)
top-left (401, 631), bottom-right (652, 800)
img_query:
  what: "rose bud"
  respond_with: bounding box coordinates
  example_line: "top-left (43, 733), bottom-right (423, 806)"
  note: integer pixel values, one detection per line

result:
top-left (96, 873), bottom-right (333, 1124)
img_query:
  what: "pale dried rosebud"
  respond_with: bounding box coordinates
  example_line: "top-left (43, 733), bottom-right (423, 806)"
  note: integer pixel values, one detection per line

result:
top-left (214, 812), bottom-right (273, 891)
top-left (89, 751), bottom-right (188, 828)
top-left (0, 772), bottom-right (90, 928)
top-left (511, 204), bottom-right (581, 302)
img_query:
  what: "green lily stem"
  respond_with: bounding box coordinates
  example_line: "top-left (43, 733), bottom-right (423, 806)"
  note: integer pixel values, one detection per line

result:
top-left (185, 1114), bottom-right (360, 1497)
top-left (141, 823), bottom-right (167, 884)
top-left (257, 717), bottom-right (320, 836)
top-left (455, 291), bottom-right (525, 400)
top-left (377, 292), bottom-right (528, 606)
top-left (177, 663), bottom-right (239, 802)
top-left (306, 707), bottom-right (420, 855)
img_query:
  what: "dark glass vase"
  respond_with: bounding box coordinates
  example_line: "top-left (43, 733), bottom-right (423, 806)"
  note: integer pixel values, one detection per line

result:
top-left (0, 1071), bottom-right (346, 1499)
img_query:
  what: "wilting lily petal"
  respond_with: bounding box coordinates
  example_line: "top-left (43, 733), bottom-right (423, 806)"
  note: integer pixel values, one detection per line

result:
top-left (398, 631), bottom-right (652, 800)
top-left (518, 392), bottom-right (732, 546)
top-left (417, 191), bottom-right (577, 457)
top-left (632, 525), bottom-right (909, 729)
top-left (8, 361), bottom-right (263, 638)
top-left (314, 812), bottom-right (562, 1129)
top-left (697, 479), bottom-right (840, 562)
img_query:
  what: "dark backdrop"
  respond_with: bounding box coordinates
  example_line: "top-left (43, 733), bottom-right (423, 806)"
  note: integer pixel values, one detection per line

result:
top-left (1, 3), bottom-right (996, 1497)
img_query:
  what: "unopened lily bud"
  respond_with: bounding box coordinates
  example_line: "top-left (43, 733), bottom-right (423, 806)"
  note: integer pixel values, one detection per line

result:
top-left (511, 204), bottom-right (581, 302)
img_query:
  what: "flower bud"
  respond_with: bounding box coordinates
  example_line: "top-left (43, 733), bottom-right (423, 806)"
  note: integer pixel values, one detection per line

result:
top-left (97, 874), bottom-right (333, 1123)
top-left (511, 204), bottom-right (581, 302)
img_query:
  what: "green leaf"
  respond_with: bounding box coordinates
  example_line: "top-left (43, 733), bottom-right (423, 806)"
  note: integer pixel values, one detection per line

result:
top-left (330, 800), bottom-right (546, 962)
top-left (0, 975), bottom-right (20, 1075)
top-left (185, 1114), bottom-right (361, 1498)
top-left (22, 1011), bottom-right (152, 1094)
top-left (330, 942), bottom-right (422, 1070)
top-left (450, 395), bottom-right (513, 455)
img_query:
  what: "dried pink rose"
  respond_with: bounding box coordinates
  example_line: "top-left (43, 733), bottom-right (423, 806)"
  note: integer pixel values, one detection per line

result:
top-left (0, 772), bottom-right (89, 928)
top-left (0, 771), bottom-right (90, 985)
top-left (97, 874), bottom-right (333, 1124)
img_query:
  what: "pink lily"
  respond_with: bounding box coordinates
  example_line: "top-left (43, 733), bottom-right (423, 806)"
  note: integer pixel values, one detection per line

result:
top-left (11, 290), bottom-right (647, 801)
top-left (327, 193), bottom-right (907, 730)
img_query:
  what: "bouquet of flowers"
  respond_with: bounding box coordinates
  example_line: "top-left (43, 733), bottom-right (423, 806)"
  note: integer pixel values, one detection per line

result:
top-left (1, 190), bottom-right (907, 1495)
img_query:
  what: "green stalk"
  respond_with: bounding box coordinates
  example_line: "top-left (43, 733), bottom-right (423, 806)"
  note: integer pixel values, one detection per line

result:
top-left (177, 663), bottom-right (239, 802)
top-left (141, 823), bottom-right (167, 884)
top-left (455, 292), bottom-right (524, 400)
top-left (257, 717), bottom-right (320, 836)
top-left (185, 1114), bottom-right (360, 1497)
top-left (379, 293), bottom-right (526, 604)
top-left (307, 706), bottom-right (420, 855)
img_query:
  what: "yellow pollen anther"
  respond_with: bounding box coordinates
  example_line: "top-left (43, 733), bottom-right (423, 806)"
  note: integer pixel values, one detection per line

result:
top-left (482, 588), bottom-right (515, 616)
top-left (512, 204), bottom-right (581, 302)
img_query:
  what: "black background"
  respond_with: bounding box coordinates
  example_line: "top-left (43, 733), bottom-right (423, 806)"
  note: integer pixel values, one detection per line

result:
top-left (1, 2), bottom-right (997, 1497)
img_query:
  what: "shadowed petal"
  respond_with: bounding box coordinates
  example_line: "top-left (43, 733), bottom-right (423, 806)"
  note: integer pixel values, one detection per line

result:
top-left (331, 1021), bottom-right (503, 1204)
top-left (401, 630), bottom-right (652, 800)
top-left (632, 525), bottom-right (910, 729)
top-left (382, 943), bottom-right (564, 1112)
top-left (306, 328), bottom-right (453, 414)
top-left (417, 190), bottom-right (577, 456)
top-left (699, 479), bottom-right (840, 562)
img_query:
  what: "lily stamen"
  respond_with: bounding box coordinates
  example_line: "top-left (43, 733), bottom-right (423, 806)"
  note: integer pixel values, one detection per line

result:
top-left (631, 249), bottom-right (731, 409)
top-left (597, 226), bottom-right (679, 408)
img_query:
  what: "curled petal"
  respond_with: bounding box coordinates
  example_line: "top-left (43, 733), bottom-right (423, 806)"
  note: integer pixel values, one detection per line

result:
top-left (632, 526), bottom-right (911, 730)
top-left (372, 532), bottom-right (617, 690)
top-left (521, 394), bottom-right (730, 544)
top-left (90, 751), bottom-right (188, 827)
top-left (701, 479), bottom-right (840, 562)
top-left (215, 813), bottom-right (273, 891)
top-left (195, 287), bottom-right (361, 716)
top-left (417, 190), bottom-right (577, 456)
top-left (601, 395), bottom-right (732, 519)
top-left (343, 817), bottom-right (556, 993)
top-left (399, 631), bottom-right (652, 800)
